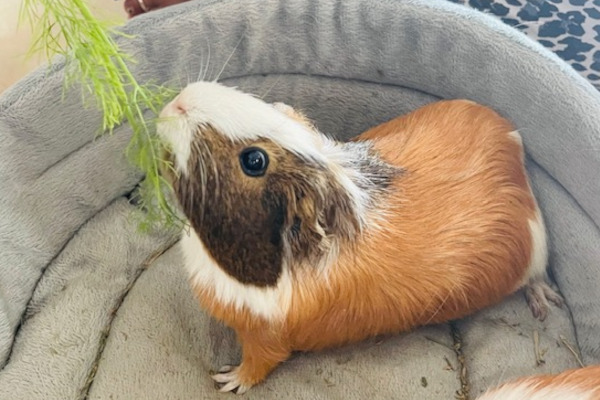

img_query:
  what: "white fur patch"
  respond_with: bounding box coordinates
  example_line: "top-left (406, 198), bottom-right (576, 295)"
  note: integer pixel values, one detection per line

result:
top-left (505, 128), bottom-right (549, 286)
top-left (478, 382), bottom-right (593, 400)
top-left (180, 228), bottom-right (293, 321)
top-left (158, 81), bottom-right (327, 169)
top-left (508, 130), bottom-right (523, 146)
top-left (523, 206), bottom-right (549, 285)
top-left (156, 104), bottom-right (194, 175)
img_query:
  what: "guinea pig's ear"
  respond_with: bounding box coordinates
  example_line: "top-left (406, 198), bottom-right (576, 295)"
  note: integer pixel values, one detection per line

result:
top-left (319, 182), bottom-right (362, 240)
top-left (272, 102), bottom-right (294, 114)
top-left (279, 176), bottom-right (361, 263)
top-left (273, 102), bottom-right (315, 129)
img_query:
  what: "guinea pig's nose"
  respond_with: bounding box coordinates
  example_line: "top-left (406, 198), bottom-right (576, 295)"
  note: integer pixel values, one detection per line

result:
top-left (172, 98), bottom-right (187, 115)
top-left (161, 97), bottom-right (187, 118)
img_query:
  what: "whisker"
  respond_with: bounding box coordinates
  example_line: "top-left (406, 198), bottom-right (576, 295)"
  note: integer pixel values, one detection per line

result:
top-left (192, 50), bottom-right (203, 85)
top-left (188, 54), bottom-right (204, 85)
top-left (213, 30), bottom-right (246, 83)
top-left (174, 74), bottom-right (184, 91)
top-left (200, 138), bottom-right (219, 202)
top-left (420, 282), bottom-right (464, 327)
top-left (201, 38), bottom-right (211, 82)
top-left (192, 136), bottom-right (208, 227)
top-left (260, 75), bottom-right (283, 100)
top-left (211, 146), bottom-right (220, 200)
top-left (200, 137), bottom-right (211, 226)
top-left (202, 142), bottom-right (212, 226)
top-left (195, 48), bottom-right (204, 83)
top-left (197, 38), bottom-right (211, 83)
top-left (495, 362), bottom-right (510, 390)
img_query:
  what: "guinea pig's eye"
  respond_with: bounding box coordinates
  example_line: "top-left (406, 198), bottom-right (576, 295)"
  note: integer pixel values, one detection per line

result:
top-left (239, 147), bottom-right (269, 177)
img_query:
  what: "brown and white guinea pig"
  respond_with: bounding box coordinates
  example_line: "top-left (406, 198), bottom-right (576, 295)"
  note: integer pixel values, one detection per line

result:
top-left (478, 365), bottom-right (600, 400)
top-left (156, 81), bottom-right (563, 394)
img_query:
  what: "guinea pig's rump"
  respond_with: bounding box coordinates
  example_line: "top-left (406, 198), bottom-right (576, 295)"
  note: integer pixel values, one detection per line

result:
top-left (339, 99), bottom-right (544, 324)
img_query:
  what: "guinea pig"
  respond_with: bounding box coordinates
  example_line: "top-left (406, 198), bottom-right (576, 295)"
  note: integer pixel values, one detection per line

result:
top-left (156, 81), bottom-right (563, 394)
top-left (477, 365), bottom-right (600, 400)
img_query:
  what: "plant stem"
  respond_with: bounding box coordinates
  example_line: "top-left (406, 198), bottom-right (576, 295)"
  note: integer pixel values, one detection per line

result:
top-left (20, 0), bottom-right (183, 230)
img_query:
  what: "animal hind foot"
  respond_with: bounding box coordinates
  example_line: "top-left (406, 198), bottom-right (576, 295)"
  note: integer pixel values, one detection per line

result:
top-left (525, 280), bottom-right (563, 322)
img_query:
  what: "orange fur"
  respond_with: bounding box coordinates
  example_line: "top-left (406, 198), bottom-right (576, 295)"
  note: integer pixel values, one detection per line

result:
top-left (196, 100), bottom-right (540, 387)
top-left (194, 286), bottom-right (289, 386)
top-left (479, 365), bottom-right (600, 399)
top-left (287, 100), bottom-right (537, 350)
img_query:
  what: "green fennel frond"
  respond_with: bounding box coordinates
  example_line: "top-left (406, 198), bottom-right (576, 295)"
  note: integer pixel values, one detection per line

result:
top-left (20, 0), bottom-right (183, 230)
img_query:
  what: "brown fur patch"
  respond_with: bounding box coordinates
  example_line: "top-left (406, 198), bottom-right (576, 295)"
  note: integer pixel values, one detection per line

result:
top-left (171, 129), bottom-right (286, 286)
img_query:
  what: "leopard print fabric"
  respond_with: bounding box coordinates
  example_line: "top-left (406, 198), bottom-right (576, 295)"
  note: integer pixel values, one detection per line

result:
top-left (449, 0), bottom-right (600, 90)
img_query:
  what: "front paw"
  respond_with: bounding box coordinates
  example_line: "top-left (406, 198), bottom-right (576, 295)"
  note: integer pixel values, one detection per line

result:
top-left (212, 365), bottom-right (253, 394)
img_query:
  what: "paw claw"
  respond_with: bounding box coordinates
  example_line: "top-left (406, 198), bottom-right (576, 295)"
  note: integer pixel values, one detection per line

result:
top-left (235, 385), bottom-right (250, 395)
top-left (525, 281), bottom-right (562, 321)
top-left (544, 286), bottom-right (564, 308)
top-left (211, 365), bottom-right (252, 394)
top-left (219, 381), bottom-right (240, 393)
top-left (212, 372), bottom-right (233, 384)
top-left (218, 365), bottom-right (234, 373)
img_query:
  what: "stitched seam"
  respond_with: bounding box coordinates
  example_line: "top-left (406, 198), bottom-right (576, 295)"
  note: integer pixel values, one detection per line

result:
top-left (80, 239), bottom-right (178, 400)
top-left (1, 195), bottom-right (128, 370)
top-left (450, 322), bottom-right (471, 400)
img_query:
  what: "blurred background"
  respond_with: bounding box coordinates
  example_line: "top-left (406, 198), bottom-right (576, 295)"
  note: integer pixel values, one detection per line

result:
top-left (0, 0), bottom-right (126, 93)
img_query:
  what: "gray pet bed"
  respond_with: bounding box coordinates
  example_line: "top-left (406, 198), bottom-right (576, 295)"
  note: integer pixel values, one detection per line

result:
top-left (1, 0), bottom-right (599, 399)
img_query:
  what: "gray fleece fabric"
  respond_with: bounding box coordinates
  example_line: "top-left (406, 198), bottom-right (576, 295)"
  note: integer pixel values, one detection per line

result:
top-left (1, 0), bottom-right (599, 399)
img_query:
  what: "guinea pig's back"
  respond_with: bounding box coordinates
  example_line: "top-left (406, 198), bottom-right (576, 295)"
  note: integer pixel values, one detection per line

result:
top-left (357, 99), bottom-right (540, 322)
top-left (287, 100), bottom-right (544, 351)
